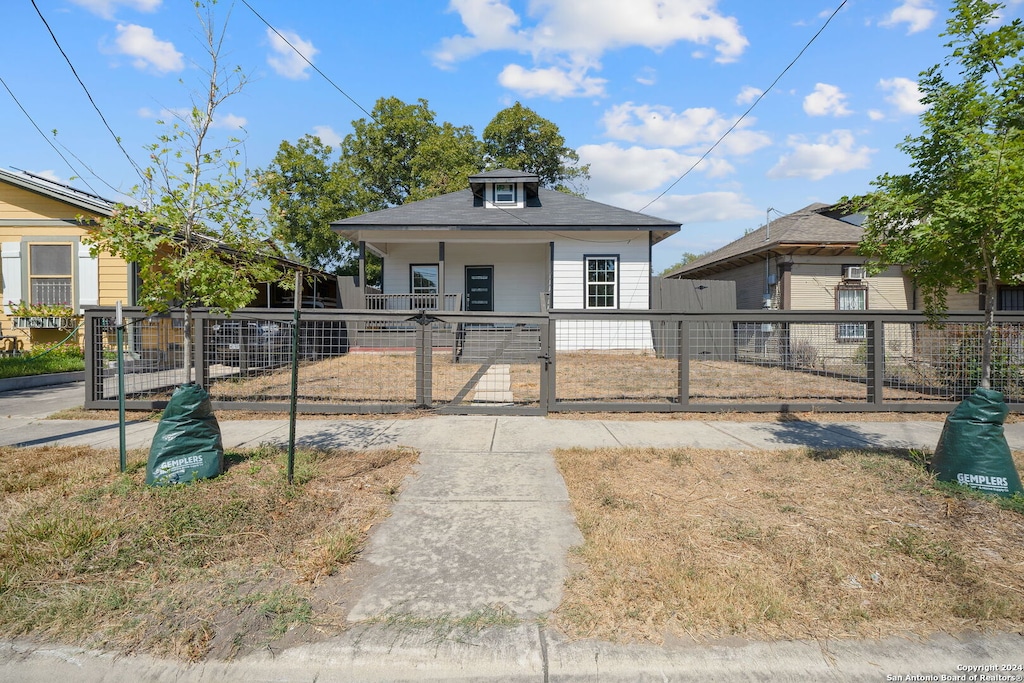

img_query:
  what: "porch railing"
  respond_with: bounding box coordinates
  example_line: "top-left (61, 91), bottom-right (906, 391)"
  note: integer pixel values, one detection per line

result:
top-left (364, 293), bottom-right (462, 311)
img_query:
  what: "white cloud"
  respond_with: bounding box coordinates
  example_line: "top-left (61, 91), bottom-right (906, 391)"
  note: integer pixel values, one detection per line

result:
top-left (867, 109), bottom-right (885, 121)
top-left (70, 0), bottom-right (160, 20)
top-left (579, 143), bottom-right (733, 197)
top-left (880, 1), bottom-right (936, 34)
top-left (213, 113), bottom-right (247, 130)
top-left (434, 1), bottom-right (747, 99)
top-left (655, 191), bottom-right (760, 224)
top-left (266, 28), bottom-right (318, 80)
top-left (635, 66), bottom-right (657, 86)
top-left (312, 125), bottom-right (343, 147)
top-left (113, 24), bottom-right (182, 73)
top-left (879, 76), bottom-right (928, 114)
top-left (497, 63), bottom-right (606, 98)
top-left (803, 83), bottom-right (852, 117)
top-left (436, 0), bottom-right (747, 65)
top-left (601, 102), bottom-right (771, 156)
top-left (29, 169), bottom-right (64, 183)
top-left (735, 86), bottom-right (762, 105)
top-left (768, 130), bottom-right (874, 181)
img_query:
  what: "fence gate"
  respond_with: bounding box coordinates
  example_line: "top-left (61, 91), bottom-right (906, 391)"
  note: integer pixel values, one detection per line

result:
top-left (428, 317), bottom-right (550, 415)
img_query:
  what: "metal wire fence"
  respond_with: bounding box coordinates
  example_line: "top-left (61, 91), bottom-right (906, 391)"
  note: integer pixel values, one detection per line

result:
top-left (85, 308), bottom-right (1024, 413)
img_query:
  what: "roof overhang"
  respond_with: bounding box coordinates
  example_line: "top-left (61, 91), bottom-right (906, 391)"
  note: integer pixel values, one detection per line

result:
top-left (677, 242), bottom-right (861, 278)
top-left (0, 169), bottom-right (114, 217)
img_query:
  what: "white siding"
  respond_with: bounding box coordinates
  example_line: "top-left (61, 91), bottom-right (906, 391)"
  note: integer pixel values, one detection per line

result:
top-left (552, 235), bottom-right (652, 350)
top-left (382, 242), bottom-right (547, 312)
top-left (376, 231), bottom-right (657, 349)
top-left (551, 236), bottom-right (650, 309)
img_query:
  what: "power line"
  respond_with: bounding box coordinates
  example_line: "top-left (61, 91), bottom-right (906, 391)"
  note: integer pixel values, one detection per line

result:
top-left (638, 0), bottom-right (849, 214)
top-left (30, 0), bottom-right (146, 186)
top-left (0, 74), bottom-right (101, 196)
top-left (240, 0), bottom-right (376, 122)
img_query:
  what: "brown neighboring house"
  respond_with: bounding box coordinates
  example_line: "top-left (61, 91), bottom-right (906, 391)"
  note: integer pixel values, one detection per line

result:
top-left (664, 203), bottom-right (914, 314)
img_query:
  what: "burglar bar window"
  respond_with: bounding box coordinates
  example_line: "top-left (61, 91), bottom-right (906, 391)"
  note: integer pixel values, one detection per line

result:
top-left (28, 243), bottom-right (73, 306)
top-left (836, 285), bottom-right (867, 341)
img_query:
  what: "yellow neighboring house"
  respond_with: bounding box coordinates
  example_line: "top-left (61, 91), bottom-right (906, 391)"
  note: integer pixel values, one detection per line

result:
top-left (0, 168), bottom-right (126, 352)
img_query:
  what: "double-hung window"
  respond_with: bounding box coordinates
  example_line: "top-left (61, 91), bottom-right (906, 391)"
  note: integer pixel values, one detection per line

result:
top-left (836, 285), bottom-right (867, 341)
top-left (585, 256), bottom-right (618, 309)
top-left (493, 183), bottom-right (516, 205)
top-left (28, 243), bottom-right (73, 306)
top-left (410, 264), bottom-right (439, 309)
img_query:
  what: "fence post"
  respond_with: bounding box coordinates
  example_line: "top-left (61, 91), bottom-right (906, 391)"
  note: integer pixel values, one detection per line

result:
top-left (545, 317), bottom-right (557, 412)
top-left (194, 315), bottom-right (208, 388)
top-left (415, 313), bottom-right (432, 407)
top-left (84, 310), bottom-right (97, 403)
top-left (867, 318), bottom-right (884, 406)
top-left (678, 319), bottom-right (689, 406)
top-left (539, 320), bottom-right (552, 413)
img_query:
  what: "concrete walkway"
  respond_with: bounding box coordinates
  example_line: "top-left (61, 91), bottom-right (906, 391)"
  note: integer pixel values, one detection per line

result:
top-left (2, 384), bottom-right (1024, 680)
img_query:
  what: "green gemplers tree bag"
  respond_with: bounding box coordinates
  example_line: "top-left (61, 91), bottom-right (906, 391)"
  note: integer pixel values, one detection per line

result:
top-left (932, 387), bottom-right (1023, 497)
top-left (146, 383), bottom-right (224, 486)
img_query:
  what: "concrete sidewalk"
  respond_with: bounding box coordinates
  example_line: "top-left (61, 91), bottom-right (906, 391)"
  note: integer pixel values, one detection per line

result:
top-left (8, 412), bottom-right (1024, 452)
top-left (3, 401), bottom-right (1024, 680)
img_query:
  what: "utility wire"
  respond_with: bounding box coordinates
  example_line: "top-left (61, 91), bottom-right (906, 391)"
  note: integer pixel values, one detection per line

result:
top-left (30, 0), bottom-right (147, 186)
top-left (638, 0), bottom-right (848, 214)
top-left (0, 74), bottom-right (101, 196)
top-left (240, 0), bottom-right (376, 122)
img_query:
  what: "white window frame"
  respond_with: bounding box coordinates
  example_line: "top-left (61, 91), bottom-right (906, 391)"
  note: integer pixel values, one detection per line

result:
top-left (27, 240), bottom-right (74, 305)
top-left (410, 263), bottom-right (440, 309)
top-left (836, 285), bottom-right (867, 341)
top-left (585, 255), bottom-right (619, 309)
top-left (493, 183), bottom-right (516, 205)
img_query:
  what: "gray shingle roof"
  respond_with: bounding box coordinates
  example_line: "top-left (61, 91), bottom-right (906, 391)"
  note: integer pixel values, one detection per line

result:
top-left (669, 203), bottom-right (864, 276)
top-left (468, 169), bottom-right (539, 182)
top-left (0, 168), bottom-right (114, 216)
top-left (331, 187), bottom-right (680, 231)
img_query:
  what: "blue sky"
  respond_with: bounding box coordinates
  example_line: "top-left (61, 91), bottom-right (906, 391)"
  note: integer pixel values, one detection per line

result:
top-left (3, 0), bottom-right (1021, 274)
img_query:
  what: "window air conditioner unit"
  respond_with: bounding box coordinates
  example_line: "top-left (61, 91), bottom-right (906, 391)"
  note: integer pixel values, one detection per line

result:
top-left (844, 266), bottom-right (866, 281)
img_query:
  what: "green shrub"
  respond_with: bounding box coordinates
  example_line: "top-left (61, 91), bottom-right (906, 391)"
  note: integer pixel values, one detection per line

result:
top-left (937, 326), bottom-right (1024, 400)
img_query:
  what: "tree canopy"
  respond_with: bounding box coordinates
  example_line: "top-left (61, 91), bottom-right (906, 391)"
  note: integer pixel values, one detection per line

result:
top-left (260, 98), bottom-right (589, 275)
top-left (854, 0), bottom-right (1024, 389)
top-left (86, 3), bottom-right (282, 374)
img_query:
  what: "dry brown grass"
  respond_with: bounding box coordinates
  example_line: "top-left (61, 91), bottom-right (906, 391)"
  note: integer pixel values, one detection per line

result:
top-left (553, 446), bottom-right (1024, 645)
top-left (0, 443), bottom-right (416, 660)
top-left (78, 350), bottom-right (1015, 416)
top-left (555, 355), bottom-right (938, 403)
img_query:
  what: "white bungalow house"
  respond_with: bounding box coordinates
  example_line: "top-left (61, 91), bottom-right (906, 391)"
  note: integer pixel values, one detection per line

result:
top-left (331, 169), bottom-right (680, 350)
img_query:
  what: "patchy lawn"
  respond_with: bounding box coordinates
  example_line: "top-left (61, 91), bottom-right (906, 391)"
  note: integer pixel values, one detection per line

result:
top-left (0, 443), bottom-right (416, 661)
top-left (553, 446), bottom-right (1024, 644)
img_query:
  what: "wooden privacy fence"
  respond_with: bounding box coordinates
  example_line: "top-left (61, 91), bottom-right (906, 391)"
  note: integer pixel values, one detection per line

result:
top-left (84, 307), bottom-right (1024, 414)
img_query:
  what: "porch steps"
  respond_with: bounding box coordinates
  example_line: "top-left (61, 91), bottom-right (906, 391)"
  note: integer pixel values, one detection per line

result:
top-left (471, 364), bottom-right (513, 404)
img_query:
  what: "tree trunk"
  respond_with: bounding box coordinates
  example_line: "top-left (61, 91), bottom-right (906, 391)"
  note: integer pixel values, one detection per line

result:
top-left (183, 306), bottom-right (193, 386)
top-left (981, 276), bottom-right (997, 390)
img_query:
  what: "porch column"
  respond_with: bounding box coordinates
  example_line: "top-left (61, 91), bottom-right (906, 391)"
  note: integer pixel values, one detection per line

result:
top-left (358, 241), bottom-right (366, 292)
top-left (438, 242), bottom-right (446, 310)
top-left (547, 241), bottom-right (555, 311)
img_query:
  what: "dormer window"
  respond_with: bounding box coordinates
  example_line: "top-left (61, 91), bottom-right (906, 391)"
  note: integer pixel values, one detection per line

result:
top-left (493, 183), bottom-right (516, 205)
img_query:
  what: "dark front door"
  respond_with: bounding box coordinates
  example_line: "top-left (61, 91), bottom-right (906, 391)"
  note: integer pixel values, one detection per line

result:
top-left (465, 266), bottom-right (494, 311)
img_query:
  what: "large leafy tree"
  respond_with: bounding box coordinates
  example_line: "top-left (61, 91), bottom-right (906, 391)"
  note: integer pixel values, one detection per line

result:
top-left (262, 98), bottom-right (587, 273)
top-left (87, 2), bottom-right (282, 378)
top-left (259, 134), bottom-right (356, 271)
top-left (483, 101), bottom-right (590, 195)
top-left (855, 0), bottom-right (1024, 390)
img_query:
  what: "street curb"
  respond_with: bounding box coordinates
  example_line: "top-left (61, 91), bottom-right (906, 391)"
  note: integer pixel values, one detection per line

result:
top-left (0, 372), bottom-right (84, 393)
